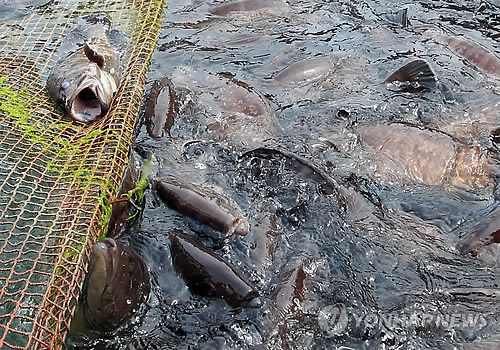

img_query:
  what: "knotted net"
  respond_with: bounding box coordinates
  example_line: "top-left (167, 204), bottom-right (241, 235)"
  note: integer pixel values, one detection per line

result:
top-left (0, 0), bottom-right (165, 347)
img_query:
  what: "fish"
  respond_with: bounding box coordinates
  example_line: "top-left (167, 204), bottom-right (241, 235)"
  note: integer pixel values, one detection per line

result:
top-left (392, 7), bottom-right (500, 77)
top-left (273, 56), bottom-right (340, 84)
top-left (144, 78), bottom-right (178, 138)
top-left (357, 123), bottom-right (495, 189)
top-left (169, 230), bottom-right (260, 307)
top-left (208, 0), bottom-right (276, 16)
top-left (248, 208), bottom-right (280, 274)
top-left (272, 259), bottom-right (306, 319)
top-left (385, 59), bottom-right (437, 92)
top-left (153, 176), bottom-right (249, 238)
top-left (415, 21), bottom-right (500, 76)
top-left (445, 35), bottom-right (500, 76)
top-left (171, 67), bottom-right (278, 146)
top-left (241, 147), bottom-right (342, 197)
top-left (257, 257), bottom-right (310, 348)
top-left (385, 59), bottom-right (461, 103)
top-left (107, 150), bottom-right (144, 238)
top-left (456, 206), bottom-right (500, 255)
top-left (70, 238), bottom-right (150, 333)
top-left (46, 14), bottom-right (128, 123)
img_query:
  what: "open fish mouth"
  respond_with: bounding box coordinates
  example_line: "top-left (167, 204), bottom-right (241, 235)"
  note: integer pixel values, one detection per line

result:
top-left (69, 80), bottom-right (108, 123)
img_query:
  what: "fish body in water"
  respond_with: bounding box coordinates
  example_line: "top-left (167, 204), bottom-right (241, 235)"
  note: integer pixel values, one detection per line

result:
top-left (169, 230), bottom-right (260, 307)
top-left (415, 22), bottom-right (500, 76)
top-left (273, 56), bottom-right (340, 84)
top-left (457, 206), bottom-right (500, 255)
top-left (171, 67), bottom-right (278, 146)
top-left (154, 176), bottom-right (249, 238)
top-left (445, 35), bottom-right (500, 77)
top-left (46, 14), bottom-right (128, 123)
top-left (144, 78), bottom-right (178, 139)
top-left (248, 209), bottom-right (279, 275)
top-left (71, 238), bottom-right (149, 333)
top-left (357, 123), bottom-right (494, 189)
top-left (208, 0), bottom-right (277, 16)
top-left (107, 150), bottom-right (144, 238)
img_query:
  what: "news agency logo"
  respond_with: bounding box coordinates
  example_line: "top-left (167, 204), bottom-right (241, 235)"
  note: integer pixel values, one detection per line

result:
top-left (318, 303), bottom-right (489, 338)
top-left (317, 303), bottom-right (349, 337)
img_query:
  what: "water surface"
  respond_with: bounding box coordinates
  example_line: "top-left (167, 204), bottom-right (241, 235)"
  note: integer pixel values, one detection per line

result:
top-left (67, 0), bottom-right (500, 349)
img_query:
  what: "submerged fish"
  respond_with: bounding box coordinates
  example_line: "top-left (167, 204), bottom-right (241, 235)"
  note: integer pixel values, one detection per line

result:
top-left (273, 56), bottom-right (340, 84)
top-left (107, 150), bottom-right (144, 238)
top-left (241, 147), bottom-right (341, 196)
top-left (357, 123), bottom-right (495, 189)
top-left (445, 35), bottom-right (500, 77)
top-left (171, 67), bottom-right (278, 146)
top-left (208, 0), bottom-right (277, 16)
top-left (154, 176), bottom-right (249, 238)
top-left (248, 207), bottom-right (280, 275)
top-left (395, 7), bottom-right (500, 77)
top-left (70, 238), bottom-right (150, 333)
top-left (46, 14), bottom-right (128, 122)
top-left (169, 230), bottom-right (260, 307)
top-left (257, 256), bottom-right (314, 348)
top-left (456, 206), bottom-right (500, 255)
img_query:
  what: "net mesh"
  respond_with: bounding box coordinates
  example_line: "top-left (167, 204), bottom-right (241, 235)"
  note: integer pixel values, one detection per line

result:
top-left (0, 0), bottom-right (165, 348)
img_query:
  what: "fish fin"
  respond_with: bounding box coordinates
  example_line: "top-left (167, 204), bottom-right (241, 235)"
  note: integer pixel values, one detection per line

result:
top-left (385, 59), bottom-right (436, 92)
top-left (385, 8), bottom-right (409, 28)
top-left (437, 82), bottom-right (464, 104)
top-left (84, 42), bottom-right (105, 67)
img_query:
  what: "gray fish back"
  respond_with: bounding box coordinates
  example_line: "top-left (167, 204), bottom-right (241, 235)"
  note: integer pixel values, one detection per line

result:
top-left (57, 28), bottom-right (86, 56)
top-left (77, 14), bottom-right (112, 38)
top-left (58, 14), bottom-right (126, 55)
top-left (56, 14), bottom-right (128, 64)
top-left (107, 28), bottom-right (129, 53)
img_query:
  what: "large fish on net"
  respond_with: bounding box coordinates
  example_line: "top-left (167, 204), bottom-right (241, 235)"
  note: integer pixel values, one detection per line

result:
top-left (46, 14), bottom-right (128, 123)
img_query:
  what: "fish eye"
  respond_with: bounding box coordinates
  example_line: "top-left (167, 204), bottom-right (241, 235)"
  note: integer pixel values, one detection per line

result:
top-left (61, 81), bottom-right (70, 90)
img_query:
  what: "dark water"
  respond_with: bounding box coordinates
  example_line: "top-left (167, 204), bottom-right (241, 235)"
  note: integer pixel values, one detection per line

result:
top-left (67, 0), bottom-right (500, 349)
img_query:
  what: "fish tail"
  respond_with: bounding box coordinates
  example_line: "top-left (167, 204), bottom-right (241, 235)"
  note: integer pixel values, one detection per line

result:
top-left (77, 13), bottom-right (112, 39)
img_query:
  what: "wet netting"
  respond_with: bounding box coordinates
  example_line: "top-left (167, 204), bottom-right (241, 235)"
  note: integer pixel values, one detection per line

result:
top-left (0, 0), bottom-right (165, 348)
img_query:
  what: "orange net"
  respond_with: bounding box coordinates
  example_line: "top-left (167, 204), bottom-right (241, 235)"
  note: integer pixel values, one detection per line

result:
top-left (0, 0), bottom-right (165, 348)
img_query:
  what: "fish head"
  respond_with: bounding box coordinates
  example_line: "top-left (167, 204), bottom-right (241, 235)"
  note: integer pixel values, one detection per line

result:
top-left (62, 62), bottom-right (117, 123)
top-left (82, 238), bottom-right (149, 332)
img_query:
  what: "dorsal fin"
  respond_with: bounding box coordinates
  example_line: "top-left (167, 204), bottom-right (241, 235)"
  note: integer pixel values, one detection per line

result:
top-left (84, 42), bottom-right (105, 67)
top-left (385, 59), bottom-right (437, 92)
top-left (385, 8), bottom-right (409, 28)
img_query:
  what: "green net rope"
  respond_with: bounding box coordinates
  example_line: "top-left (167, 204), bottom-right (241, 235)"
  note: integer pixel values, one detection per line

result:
top-left (0, 0), bottom-right (165, 348)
